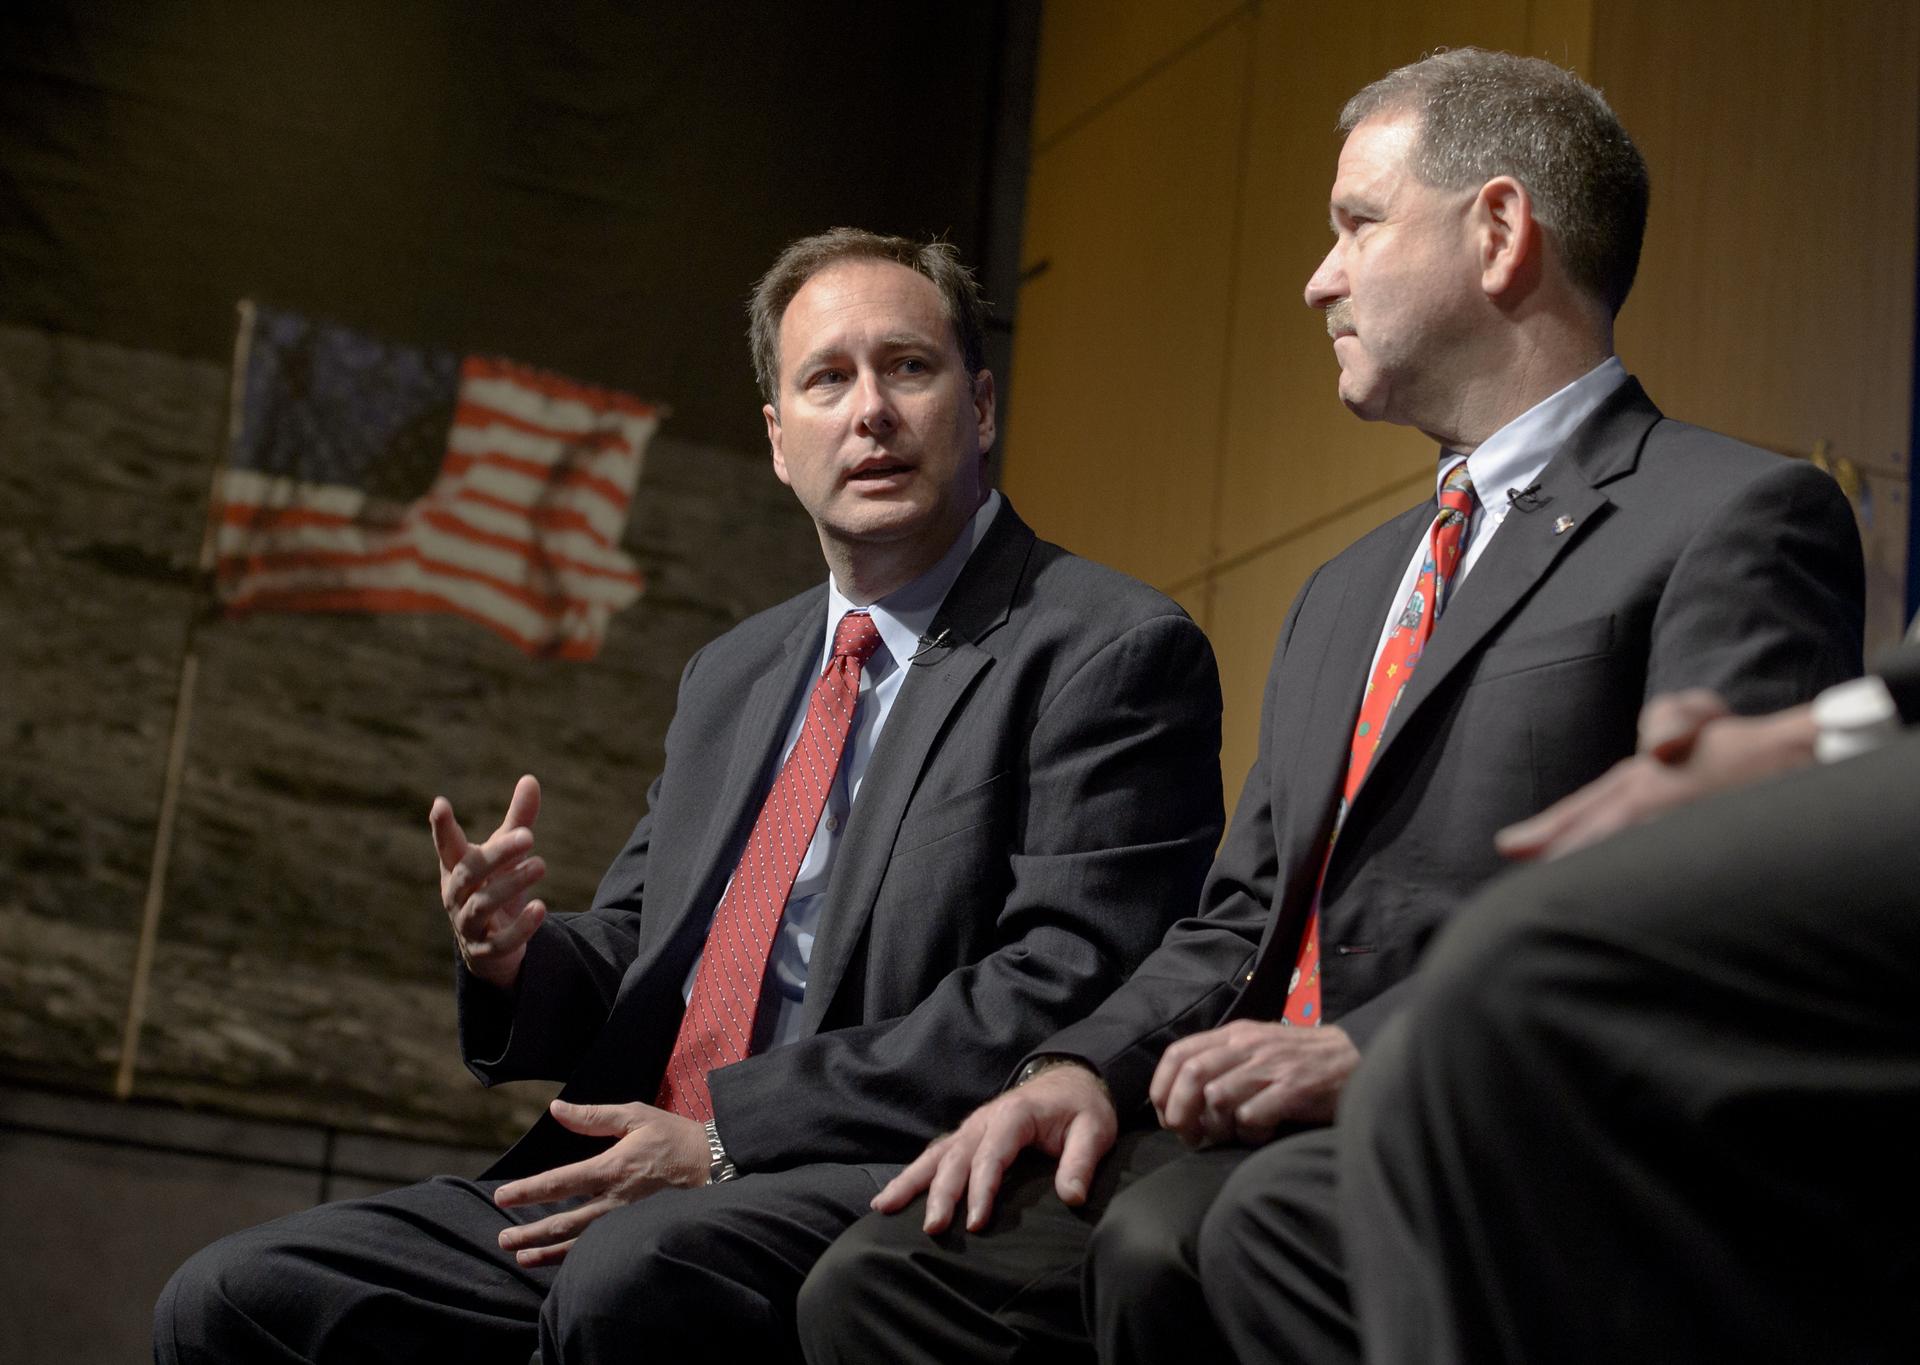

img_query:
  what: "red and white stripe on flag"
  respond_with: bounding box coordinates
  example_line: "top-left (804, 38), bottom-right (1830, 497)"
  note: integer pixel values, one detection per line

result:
top-left (216, 354), bottom-right (659, 660)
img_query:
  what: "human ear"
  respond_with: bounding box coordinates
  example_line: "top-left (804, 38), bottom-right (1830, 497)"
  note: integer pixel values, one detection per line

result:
top-left (1475, 176), bottom-right (1535, 298)
top-left (764, 403), bottom-right (792, 488)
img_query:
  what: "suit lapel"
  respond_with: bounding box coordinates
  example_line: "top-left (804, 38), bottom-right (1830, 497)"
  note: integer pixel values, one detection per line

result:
top-left (1282, 505), bottom-right (1434, 861)
top-left (655, 598), bottom-right (823, 963)
top-left (800, 505), bottom-right (1033, 1031)
top-left (1355, 379), bottom-right (1661, 803)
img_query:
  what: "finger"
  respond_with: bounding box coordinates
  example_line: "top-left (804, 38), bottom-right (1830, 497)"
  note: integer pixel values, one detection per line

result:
top-left (962, 1122), bottom-right (1029, 1232)
top-left (452, 855), bottom-right (547, 927)
top-left (429, 797), bottom-right (469, 875)
top-left (1055, 1108), bottom-right (1113, 1205)
top-left (1494, 764), bottom-right (1628, 860)
top-left (873, 1140), bottom-right (948, 1213)
top-left (921, 1134), bottom-right (983, 1234)
top-left (1159, 1046), bottom-right (1236, 1136)
top-left (548, 1099), bottom-right (639, 1138)
top-left (1639, 689), bottom-right (1729, 760)
top-left (1148, 1032), bottom-right (1208, 1113)
top-left (513, 1237), bottom-right (576, 1268)
top-left (444, 829), bottom-right (537, 910)
top-left (476, 898), bottom-right (546, 958)
top-left (498, 1199), bottom-right (608, 1254)
top-left (500, 773), bottom-right (542, 835)
top-left (495, 1156), bottom-right (600, 1208)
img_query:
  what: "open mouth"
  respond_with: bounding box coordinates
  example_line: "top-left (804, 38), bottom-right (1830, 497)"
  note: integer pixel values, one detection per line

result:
top-left (847, 462), bottom-right (914, 483)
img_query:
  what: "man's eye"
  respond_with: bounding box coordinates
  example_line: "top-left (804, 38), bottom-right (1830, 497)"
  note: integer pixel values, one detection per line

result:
top-left (810, 369), bottom-right (848, 387)
top-left (896, 357), bottom-right (928, 375)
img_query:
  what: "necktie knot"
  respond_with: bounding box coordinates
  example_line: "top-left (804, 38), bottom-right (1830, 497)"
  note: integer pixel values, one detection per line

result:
top-left (1438, 459), bottom-right (1476, 520)
top-left (831, 610), bottom-right (883, 668)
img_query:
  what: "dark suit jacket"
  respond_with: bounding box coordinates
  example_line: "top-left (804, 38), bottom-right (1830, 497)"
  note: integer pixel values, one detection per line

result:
top-left (458, 500), bottom-right (1225, 1177)
top-left (1042, 379), bottom-right (1866, 1111)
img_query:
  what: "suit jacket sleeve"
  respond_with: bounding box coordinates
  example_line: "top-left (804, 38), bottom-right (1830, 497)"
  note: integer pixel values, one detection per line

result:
top-left (706, 611), bottom-right (1224, 1170)
top-left (1875, 639), bottom-right (1920, 724)
top-left (454, 650), bottom-right (702, 1083)
top-left (1024, 572), bottom-right (1323, 1114)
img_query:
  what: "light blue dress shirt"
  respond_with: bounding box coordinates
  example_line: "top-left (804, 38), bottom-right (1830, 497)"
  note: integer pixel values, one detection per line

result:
top-left (683, 490), bottom-right (1004, 1049)
top-left (1366, 357), bottom-right (1629, 673)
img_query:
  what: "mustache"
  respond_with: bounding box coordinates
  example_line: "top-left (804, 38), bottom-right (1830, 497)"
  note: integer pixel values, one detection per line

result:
top-left (1324, 300), bottom-right (1355, 338)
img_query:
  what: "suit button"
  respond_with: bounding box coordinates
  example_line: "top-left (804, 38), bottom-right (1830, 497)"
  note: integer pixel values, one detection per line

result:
top-left (825, 813), bottom-right (839, 832)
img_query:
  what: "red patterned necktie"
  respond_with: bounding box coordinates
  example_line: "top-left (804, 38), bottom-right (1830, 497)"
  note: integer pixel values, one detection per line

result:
top-left (1282, 460), bottom-right (1476, 1026)
top-left (654, 609), bottom-right (883, 1120)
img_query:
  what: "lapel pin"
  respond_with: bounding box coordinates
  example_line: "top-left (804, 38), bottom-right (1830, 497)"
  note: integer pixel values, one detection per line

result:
top-left (1553, 515), bottom-right (1576, 536)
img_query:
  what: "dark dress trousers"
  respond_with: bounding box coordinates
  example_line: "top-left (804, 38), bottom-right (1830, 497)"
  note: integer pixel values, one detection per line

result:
top-left (153, 499), bottom-right (1226, 1365)
top-left (1335, 639), bottom-right (1920, 1365)
top-left (799, 379), bottom-right (1867, 1365)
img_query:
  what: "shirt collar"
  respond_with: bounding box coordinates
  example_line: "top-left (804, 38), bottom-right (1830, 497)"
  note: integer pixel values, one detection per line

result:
top-left (1446, 356), bottom-right (1628, 510)
top-left (823, 489), bottom-right (1003, 670)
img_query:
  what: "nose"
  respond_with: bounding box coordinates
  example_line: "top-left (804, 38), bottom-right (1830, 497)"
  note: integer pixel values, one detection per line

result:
top-left (1304, 242), bottom-right (1344, 311)
top-left (855, 371), bottom-right (898, 438)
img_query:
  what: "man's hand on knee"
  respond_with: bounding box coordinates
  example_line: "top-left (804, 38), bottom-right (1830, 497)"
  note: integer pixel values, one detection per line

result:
top-left (1150, 1020), bottom-right (1359, 1146)
top-left (871, 1063), bottom-right (1117, 1235)
top-left (493, 1099), bottom-right (709, 1266)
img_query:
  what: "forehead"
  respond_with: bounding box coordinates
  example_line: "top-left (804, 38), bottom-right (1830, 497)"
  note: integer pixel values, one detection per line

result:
top-left (1331, 113), bottom-right (1421, 205)
top-left (777, 258), bottom-right (955, 363)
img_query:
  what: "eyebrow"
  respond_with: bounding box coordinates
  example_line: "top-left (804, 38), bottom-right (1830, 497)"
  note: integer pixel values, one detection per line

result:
top-left (790, 332), bottom-right (945, 380)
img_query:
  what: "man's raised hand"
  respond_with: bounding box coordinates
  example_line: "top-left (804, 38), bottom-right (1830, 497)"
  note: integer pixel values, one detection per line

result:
top-left (431, 774), bottom-right (548, 992)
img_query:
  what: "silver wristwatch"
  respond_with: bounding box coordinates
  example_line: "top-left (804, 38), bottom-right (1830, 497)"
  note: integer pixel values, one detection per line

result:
top-left (703, 1117), bottom-right (739, 1185)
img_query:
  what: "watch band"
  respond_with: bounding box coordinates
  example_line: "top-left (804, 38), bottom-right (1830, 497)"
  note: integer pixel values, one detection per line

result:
top-left (703, 1117), bottom-right (739, 1184)
top-left (1012, 1054), bottom-right (1099, 1090)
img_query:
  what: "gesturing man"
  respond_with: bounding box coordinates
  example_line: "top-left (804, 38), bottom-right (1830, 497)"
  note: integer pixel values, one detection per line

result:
top-left (800, 50), bottom-right (1864, 1365)
top-left (155, 229), bottom-right (1225, 1364)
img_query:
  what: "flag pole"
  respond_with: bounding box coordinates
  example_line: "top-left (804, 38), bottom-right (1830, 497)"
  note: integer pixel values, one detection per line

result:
top-left (114, 301), bottom-right (255, 1100)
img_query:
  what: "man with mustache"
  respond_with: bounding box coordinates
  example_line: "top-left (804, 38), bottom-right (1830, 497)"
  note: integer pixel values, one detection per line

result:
top-left (800, 49), bottom-right (1865, 1365)
top-left (154, 229), bottom-right (1225, 1364)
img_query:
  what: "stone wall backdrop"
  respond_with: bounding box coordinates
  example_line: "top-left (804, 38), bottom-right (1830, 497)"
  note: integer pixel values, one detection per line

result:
top-left (0, 321), bottom-right (821, 1146)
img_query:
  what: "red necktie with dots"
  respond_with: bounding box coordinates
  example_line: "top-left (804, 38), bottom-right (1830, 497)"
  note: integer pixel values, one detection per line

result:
top-left (1282, 460), bottom-right (1476, 1026)
top-left (654, 610), bottom-right (883, 1120)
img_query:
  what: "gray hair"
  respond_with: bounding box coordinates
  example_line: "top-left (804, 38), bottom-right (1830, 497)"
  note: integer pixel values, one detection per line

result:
top-left (748, 228), bottom-right (989, 407)
top-left (1341, 48), bottom-right (1650, 316)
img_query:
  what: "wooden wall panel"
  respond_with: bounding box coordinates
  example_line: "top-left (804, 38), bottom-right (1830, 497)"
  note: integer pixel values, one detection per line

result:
top-left (1004, 15), bottom-right (1251, 589)
top-left (1213, 1), bottom-right (1544, 575)
top-left (1030, 0), bottom-right (1244, 147)
top-left (1596, 0), bottom-right (1918, 646)
top-left (1008, 0), bottom-right (1915, 802)
top-left (1209, 481), bottom-right (1431, 797)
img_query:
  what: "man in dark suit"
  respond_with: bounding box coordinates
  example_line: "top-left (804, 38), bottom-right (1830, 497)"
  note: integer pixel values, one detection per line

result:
top-left (798, 50), bottom-right (1864, 1365)
top-left (154, 229), bottom-right (1225, 1364)
top-left (1333, 630), bottom-right (1920, 1365)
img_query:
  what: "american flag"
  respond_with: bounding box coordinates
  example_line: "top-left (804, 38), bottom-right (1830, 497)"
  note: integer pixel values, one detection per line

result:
top-left (214, 302), bottom-right (660, 660)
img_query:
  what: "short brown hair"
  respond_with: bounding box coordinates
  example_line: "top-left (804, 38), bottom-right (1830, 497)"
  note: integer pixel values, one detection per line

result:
top-left (1341, 48), bottom-right (1650, 316)
top-left (748, 228), bottom-right (990, 407)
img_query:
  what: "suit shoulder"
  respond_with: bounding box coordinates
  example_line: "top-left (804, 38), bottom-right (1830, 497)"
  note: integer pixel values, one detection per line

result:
top-left (1022, 534), bottom-right (1198, 631)
top-left (684, 583), bottom-right (822, 667)
top-left (1624, 418), bottom-right (1849, 511)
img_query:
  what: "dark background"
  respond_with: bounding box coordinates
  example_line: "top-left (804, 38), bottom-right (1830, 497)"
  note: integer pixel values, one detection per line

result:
top-left (0, 0), bottom-right (1038, 1146)
top-left (0, 0), bottom-right (1033, 449)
